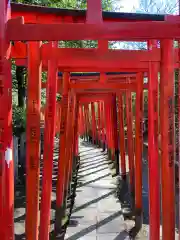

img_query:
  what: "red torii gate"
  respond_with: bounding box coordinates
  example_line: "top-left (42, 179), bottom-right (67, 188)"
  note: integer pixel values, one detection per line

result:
top-left (0, 1), bottom-right (179, 240)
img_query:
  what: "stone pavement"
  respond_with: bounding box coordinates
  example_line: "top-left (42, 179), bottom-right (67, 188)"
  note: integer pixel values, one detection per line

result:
top-left (65, 141), bottom-right (133, 240)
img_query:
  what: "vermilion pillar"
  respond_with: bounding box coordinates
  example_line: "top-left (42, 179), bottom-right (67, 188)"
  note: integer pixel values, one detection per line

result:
top-left (65, 93), bottom-right (75, 189)
top-left (134, 72), bottom-right (143, 222)
top-left (4, 62), bottom-right (14, 240)
top-left (39, 43), bottom-right (58, 240)
top-left (55, 72), bottom-right (69, 234)
top-left (65, 94), bottom-right (78, 201)
top-left (97, 101), bottom-right (102, 146)
top-left (79, 105), bottom-right (84, 137)
top-left (118, 93), bottom-right (126, 177)
top-left (109, 97), bottom-right (115, 162)
top-left (73, 99), bottom-right (79, 158)
top-left (91, 102), bottom-right (96, 144)
top-left (125, 90), bottom-right (134, 191)
top-left (84, 104), bottom-right (89, 141)
top-left (0, 1), bottom-right (14, 239)
top-left (100, 101), bottom-right (106, 151)
top-left (112, 94), bottom-right (119, 176)
top-left (179, 40), bottom-right (180, 238)
top-left (26, 42), bottom-right (42, 240)
top-left (108, 96), bottom-right (116, 176)
top-left (82, 106), bottom-right (86, 140)
top-left (148, 40), bottom-right (160, 240)
top-left (104, 100), bottom-right (112, 162)
top-left (160, 39), bottom-right (175, 240)
top-left (86, 0), bottom-right (102, 23)
top-left (56, 102), bottom-right (61, 134)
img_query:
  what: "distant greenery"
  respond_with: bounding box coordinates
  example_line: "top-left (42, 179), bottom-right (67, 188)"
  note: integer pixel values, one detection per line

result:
top-left (12, 105), bottom-right (26, 136)
top-left (11, 0), bottom-right (115, 11)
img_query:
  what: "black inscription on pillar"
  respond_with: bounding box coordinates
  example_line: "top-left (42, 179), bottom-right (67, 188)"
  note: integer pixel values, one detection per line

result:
top-left (48, 87), bottom-right (53, 118)
top-left (30, 127), bottom-right (37, 143)
top-left (139, 92), bottom-right (143, 140)
top-left (168, 97), bottom-right (174, 167)
top-left (0, 79), bottom-right (4, 97)
top-left (0, 127), bottom-right (4, 144)
top-left (0, 152), bottom-right (3, 176)
top-left (60, 96), bottom-right (68, 134)
top-left (29, 156), bottom-right (36, 170)
top-left (153, 89), bottom-right (158, 144)
top-left (153, 90), bottom-right (158, 113)
top-left (32, 100), bottom-right (37, 115)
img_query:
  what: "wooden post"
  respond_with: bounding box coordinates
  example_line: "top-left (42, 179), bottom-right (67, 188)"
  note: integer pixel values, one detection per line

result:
top-left (125, 91), bottom-right (134, 191)
top-left (0, 1), bottom-right (14, 239)
top-left (134, 72), bottom-right (143, 228)
top-left (118, 92), bottom-right (126, 177)
top-left (26, 42), bottom-right (42, 240)
top-left (91, 102), bottom-right (96, 144)
top-left (112, 94), bottom-right (119, 176)
top-left (160, 39), bottom-right (175, 240)
top-left (39, 42), bottom-right (58, 240)
top-left (148, 40), bottom-right (160, 240)
top-left (97, 101), bottom-right (102, 146)
top-left (55, 72), bottom-right (69, 235)
top-left (100, 101), bottom-right (106, 150)
top-left (86, 0), bottom-right (102, 24)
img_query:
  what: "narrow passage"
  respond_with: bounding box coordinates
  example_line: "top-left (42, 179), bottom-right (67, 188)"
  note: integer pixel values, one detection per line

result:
top-left (65, 140), bottom-right (132, 240)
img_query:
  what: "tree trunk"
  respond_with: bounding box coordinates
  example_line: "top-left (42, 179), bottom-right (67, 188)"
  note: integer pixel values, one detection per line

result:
top-left (16, 66), bottom-right (26, 108)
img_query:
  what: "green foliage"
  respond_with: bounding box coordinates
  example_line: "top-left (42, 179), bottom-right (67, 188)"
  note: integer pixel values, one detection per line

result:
top-left (11, 0), bottom-right (86, 8)
top-left (12, 105), bottom-right (26, 136)
top-left (12, 61), bottom-right (18, 89)
top-left (11, 0), bottom-right (115, 10)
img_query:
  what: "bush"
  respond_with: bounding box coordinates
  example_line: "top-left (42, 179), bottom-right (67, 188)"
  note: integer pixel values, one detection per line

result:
top-left (12, 105), bottom-right (26, 137)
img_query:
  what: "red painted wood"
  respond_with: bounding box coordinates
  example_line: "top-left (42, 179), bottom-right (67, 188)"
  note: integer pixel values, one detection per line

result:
top-left (112, 94), bottom-right (119, 175)
top-left (86, 0), bottom-right (102, 24)
top-left (118, 93), bottom-right (126, 175)
top-left (56, 72), bottom-right (69, 217)
top-left (42, 45), bottom-right (161, 61)
top-left (178, 41), bottom-right (180, 238)
top-left (64, 93), bottom-right (75, 197)
top-left (66, 94), bottom-right (79, 196)
top-left (160, 39), bottom-right (175, 240)
top-left (73, 99), bottom-right (79, 157)
top-left (70, 82), bottom-right (137, 91)
top-left (91, 102), bottom-right (96, 144)
top-left (100, 102), bottom-right (106, 145)
top-left (82, 106), bottom-right (86, 139)
top-left (0, 0), bottom-right (14, 239)
top-left (148, 40), bottom-right (160, 240)
top-left (84, 104), bottom-right (90, 140)
top-left (135, 72), bottom-right (143, 213)
top-left (79, 94), bottom-right (118, 103)
top-left (26, 42), bottom-right (42, 240)
top-left (11, 43), bottom-right (180, 67)
top-left (97, 102), bottom-right (102, 143)
top-left (4, 61), bottom-right (14, 240)
top-left (39, 43), bottom-right (58, 240)
top-left (7, 20), bottom-right (180, 41)
top-left (125, 91), bottom-right (134, 190)
top-left (104, 100), bottom-right (111, 151)
top-left (109, 97), bottom-right (115, 161)
top-left (2, 2), bottom-right (180, 238)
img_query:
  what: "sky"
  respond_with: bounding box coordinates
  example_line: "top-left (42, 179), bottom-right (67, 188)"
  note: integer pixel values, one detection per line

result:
top-left (119, 0), bottom-right (139, 12)
top-left (115, 0), bottom-right (178, 14)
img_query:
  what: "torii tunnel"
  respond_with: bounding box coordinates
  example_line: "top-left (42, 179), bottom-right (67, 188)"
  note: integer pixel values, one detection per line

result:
top-left (0, 0), bottom-right (180, 239)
